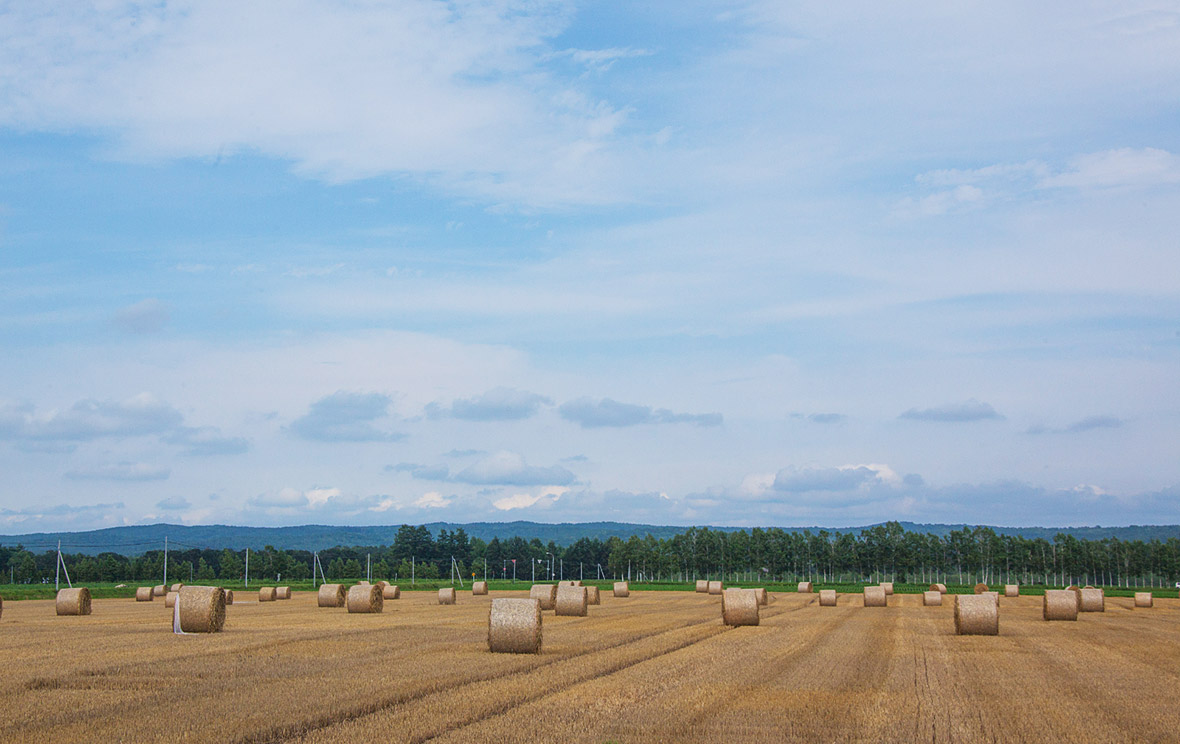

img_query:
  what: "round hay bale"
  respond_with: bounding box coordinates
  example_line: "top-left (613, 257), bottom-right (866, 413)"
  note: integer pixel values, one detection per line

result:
top-left (555, 584), bottom-right (588, 616)
top-left (258, 587), bottom-right (277, 602)
top-left (177, 586), bottom-right (226, 633)
top-left (923, 590), bottom-right (942, 606)
top-left (224, 590), bottom-right (233, 605)
top-left (152, 584), bottom-right (167, 597)
top-left (1043, 589), bottom-right (1079, 621)
top-left (346, 584), bottom-right (383, 613)
top-left (863, 585), bottom-right (887, 607)
top-left (721, 588), bottom-right (759, 626)
top-left (529, 584), bottom-right (558, 610)
top-left (880, 582), bottom-right (893, 596)
top-left (1066, 585), bottom-right (1078, 591)
top-left (56, 587), bottom-right (92, 616)
top-left (472, 581), bottom-right (488, 595)
top-left (613, 581), bottom-right (629, 598)
top-left (170, 583), bottom-right (184, 592)
top-left (383, 584), bottom-right (400, 600)
top-left (752, 587), bottom-right (768, 606)
top-left (586, 586), bottom-right (601, 605)
top-left (707, 581), bottom-right (723, 595)
top-left (930, 583), bottom-right (947, 594)
top-left (317, 584), bottom-right (346, 608)
top-left (275, 586), bottom-right (291, 600)
top-left (983, 591), bottom-right (1000, 603)
top-left (488, 598), bottom-right (542, 654)
top-left (136, 587), bottom-right (155, 602)
top-left (562, 580), bottom-right (582, 586)
top-left (954, 594), bottom-right (999, 635)
top-left (439, 587), bottom-right (457, 605)
top-left (375, 581), bottom-right (388, 590)
top-left (695, 579), bottom-right (708, 593)
top-left (359, 580), bottom-right (370, 585)
top-left (1134, 592), bottom-right (1153, 608)
top-left (974, 583), bottom-right (988, 594)
top-left (819, 589), bottom-right (837, 606)
top-left (797, 581), bottom-right (813, 593)
top-left (1004, 584), bottom-right (1019, 597)
top-left (1078, 587), bottom-right (1104, 612)
top-left (164, 591), bottom-right (178, 608)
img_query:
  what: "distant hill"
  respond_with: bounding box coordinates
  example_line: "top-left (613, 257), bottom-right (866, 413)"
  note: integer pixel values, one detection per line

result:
top-left (1, 520), bottom-right (1177, 556)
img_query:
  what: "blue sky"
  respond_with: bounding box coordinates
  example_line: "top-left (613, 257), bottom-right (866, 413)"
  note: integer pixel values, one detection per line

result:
top-left (2, 1), bottom-right (1179, 532)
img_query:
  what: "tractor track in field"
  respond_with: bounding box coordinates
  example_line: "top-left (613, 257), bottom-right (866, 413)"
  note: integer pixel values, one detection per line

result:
top-left (248, 601), bottom-right (759, 744)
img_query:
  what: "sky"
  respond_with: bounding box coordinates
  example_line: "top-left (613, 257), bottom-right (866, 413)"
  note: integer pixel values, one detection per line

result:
top-left (1, 1), bottom-right (1179, 533)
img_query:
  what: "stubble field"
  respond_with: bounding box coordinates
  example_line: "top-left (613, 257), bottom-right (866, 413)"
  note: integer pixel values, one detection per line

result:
top-left (2, 588), bottom-right (1179, 743)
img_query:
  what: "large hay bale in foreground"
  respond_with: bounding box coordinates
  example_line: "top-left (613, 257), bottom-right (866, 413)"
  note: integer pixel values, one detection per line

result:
top-left (613, 581), bottom-right (629, 597)
top-left (439, 587), bottom-right (456, 605)
top-left (752, 587), bottom-right (768, 606)
top-left (1043, 589), bottom-right (1078, 621)
top-left (880, 582), bottom-right (893, 596)
top-left (164, 591), bottom-right (178, 608)
top-left (472, 581), bottom-right (488, 595)
top-left (863, 586), bottom-right (887, 607)
top-left (136, 587), bottom-right (154, 602)
top-left (954, 594), bottom-right (999, 635)
top-left (707, 581), bottom-right (723, 595)
top-left (178, 586), bottom-right (226, 633)
top-left (930, 583), bottom-right (947, 594)
top-left (586, 586), bottom-right (601, 605)
top-left (555, 584), bottom-right (588, 616)
top-left (318, 584), bottom-right (346, 608)
top-left (347, 584), bottom-right (383, 613)
top-left (275, 586), bottom-right (291, 600)
top-left (1004, 584), bottom-right (1019, 597)
top-left (1134, 592), bottom-right (1153, 608)
top-left (1077, 587), bottom-right (1105, 612)
top-left (488, 598), bottom-right (542, 654)
top-left (695, 580), bottom-right (708, 593)
top-left (797, 581), bottom-right (813, 593)
top-left (819, 589), bottom-right (837, 606)
top-left (530, 584), bottom-right (558, 610)
top-left (258, 587), bottom-right (277, 602)
top-left (152, 584), bottom-right (167, 597)
top-left (974, 583), bottom-right (989, 594)
top-left (721, 588), bottom-right (759, 626)
top-left (170, 583), bottom-right (184, 592)
top-left (923, 590), bottom-right (942, 606)
top-left (57, 587), bottom-right (92, 616)
top-left (224, 590), bottom-right (233, 605)
top-left (383, 584), bottom-right (400, 600)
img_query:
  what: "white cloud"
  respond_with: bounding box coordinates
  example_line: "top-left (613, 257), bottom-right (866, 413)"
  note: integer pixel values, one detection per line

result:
top-left (492, 486), bottom-right (567, 511)
top-left (414, 491), bottom-right (452, 509)
top-left (1039, 148), bottom-right (1180, 190)
top-left (0, 1), bottom-right (645, 208)
top-left (454, 451), bottom-right (576, 486)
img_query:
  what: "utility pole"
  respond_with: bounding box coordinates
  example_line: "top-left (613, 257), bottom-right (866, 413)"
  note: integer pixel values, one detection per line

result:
top-left (366, 553), bottom-right (371, 583)
top-left (55, 540), bottom-right (60, 591)
top-left (484, 557), bottom-right (487, 582)
top-left (163, 536), bottom-right (168, 586)
top-left (411, 556), bottom-right (415, 586)
top-left (245, 548), bottom-right (249, 588)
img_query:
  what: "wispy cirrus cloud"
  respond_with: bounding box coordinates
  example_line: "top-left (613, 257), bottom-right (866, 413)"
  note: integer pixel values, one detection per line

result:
top-left (558, 397), bottom-right (722, 428)
top-left (899, 400), bottom-right (1003, 423)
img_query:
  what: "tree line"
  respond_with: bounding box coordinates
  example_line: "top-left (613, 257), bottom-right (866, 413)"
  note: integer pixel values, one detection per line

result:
top-left (3, 522), bottom-right (1179, 587)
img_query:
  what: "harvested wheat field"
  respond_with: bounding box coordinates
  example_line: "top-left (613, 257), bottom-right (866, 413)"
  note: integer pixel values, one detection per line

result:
top-left (1, 590), bottom-right (1179, 743)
